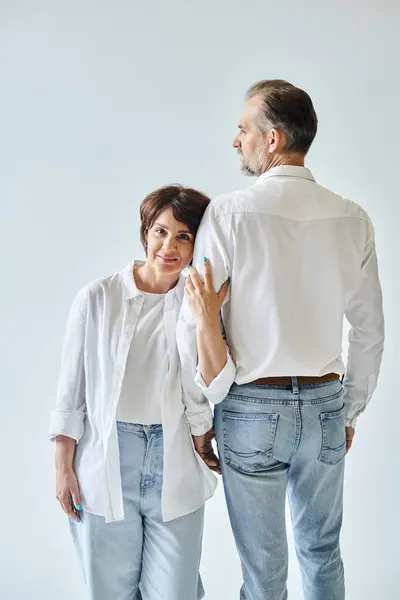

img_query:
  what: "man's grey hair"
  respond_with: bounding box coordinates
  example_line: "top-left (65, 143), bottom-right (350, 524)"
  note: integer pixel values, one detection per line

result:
top-left (246, 79), bottom-right (318, 155)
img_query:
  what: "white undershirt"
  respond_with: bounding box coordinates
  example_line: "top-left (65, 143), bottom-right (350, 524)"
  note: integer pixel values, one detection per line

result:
top-left (116, 291), bottom-right (168, 425)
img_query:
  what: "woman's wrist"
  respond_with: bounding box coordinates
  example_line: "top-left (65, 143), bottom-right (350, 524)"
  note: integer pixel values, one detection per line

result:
top-left (56, 459), bottom-right (74, 472)
top-left (196, 316), bottom-right (221, 333)
top-left (55, 436), bottom-right (76, 471)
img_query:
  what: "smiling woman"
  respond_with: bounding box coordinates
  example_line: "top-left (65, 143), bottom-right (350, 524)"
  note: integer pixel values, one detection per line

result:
top-left (135, 185), bottom-right (210, 292)
top-left (48, 184), bottom-right (219, 600)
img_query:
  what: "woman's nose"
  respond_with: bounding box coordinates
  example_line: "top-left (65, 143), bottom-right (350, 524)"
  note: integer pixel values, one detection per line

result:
top-left (163, 236), bottom-right (177, 250)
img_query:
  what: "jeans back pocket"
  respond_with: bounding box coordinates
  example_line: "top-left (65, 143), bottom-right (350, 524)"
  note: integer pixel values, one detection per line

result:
top-left (222, 410), bottom-right (279, 473)
top-left (319, 405), bottom-right (346, 465)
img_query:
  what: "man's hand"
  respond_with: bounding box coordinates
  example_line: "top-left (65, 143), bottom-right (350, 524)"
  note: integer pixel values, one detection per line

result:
top-left (346, 426), bottom-right (355, 453)
top-left (192, 427), bottom-right (221, 474)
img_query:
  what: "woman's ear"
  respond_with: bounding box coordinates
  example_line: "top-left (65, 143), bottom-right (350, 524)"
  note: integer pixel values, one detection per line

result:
top-left (141, 229), bottom-right (148, 256)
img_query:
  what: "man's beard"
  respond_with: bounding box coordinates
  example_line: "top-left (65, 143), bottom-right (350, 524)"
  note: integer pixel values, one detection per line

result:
top-left (238, 144), bottom-right (267, 177)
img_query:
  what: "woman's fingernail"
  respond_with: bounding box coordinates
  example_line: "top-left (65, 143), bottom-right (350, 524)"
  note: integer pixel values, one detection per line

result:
top-left (77, 504), bottom-right (82, 511)
top-left (228, 277), bottom-right (231, 286)
top-left (203, 257), bottom-right (207, 262)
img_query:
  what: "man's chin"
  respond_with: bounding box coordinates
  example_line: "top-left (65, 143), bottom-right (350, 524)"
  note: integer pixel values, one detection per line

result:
top-left (240, 164), bottom-right (257, 176)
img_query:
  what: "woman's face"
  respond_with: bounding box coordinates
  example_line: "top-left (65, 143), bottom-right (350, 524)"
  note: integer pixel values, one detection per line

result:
top-left (145, 207), bottom-right (195, 277)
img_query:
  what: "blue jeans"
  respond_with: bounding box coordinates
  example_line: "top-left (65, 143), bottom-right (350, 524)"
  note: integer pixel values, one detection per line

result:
top-left (214, 379), bottom-right (346, 600)
top-left (70, 422), bottom-right (204, 600)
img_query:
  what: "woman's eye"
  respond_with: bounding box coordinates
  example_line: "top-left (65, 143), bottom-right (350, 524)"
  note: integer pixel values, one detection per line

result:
top-left (179, 234), bottom-right (191, 241)
top-left (155, 228), bottom-right (165, 234)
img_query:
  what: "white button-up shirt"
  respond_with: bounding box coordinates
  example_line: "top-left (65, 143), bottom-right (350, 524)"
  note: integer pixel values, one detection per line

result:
top-left (49, 263), bottom-right (216, 523)
top-left (177, 166), bottom-right (384, 427)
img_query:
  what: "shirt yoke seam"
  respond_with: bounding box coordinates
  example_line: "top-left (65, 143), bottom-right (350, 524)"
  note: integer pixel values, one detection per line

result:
top-left (214, 210), bottom-right (364, 224)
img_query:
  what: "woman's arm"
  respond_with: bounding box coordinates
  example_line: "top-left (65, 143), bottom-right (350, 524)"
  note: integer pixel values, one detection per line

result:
top-left (55, 436), bottom-right (81, 521)
top-left (185, 259), bottom-right (236, 398)
top-left (49, 288), bottom-right (88, 520)
top-left (196, 316), bottom-right (227, 386)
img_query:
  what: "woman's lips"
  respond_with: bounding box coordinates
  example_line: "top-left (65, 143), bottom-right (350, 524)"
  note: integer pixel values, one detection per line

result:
top-left (158, 255), bottom-right (178, 264)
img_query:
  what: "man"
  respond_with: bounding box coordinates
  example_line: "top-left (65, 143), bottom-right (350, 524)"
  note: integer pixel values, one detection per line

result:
top-left (178, 79), bottom-right (384, 600)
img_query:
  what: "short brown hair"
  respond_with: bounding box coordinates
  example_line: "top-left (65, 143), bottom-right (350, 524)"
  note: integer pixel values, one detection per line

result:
top-left (139, 185), bottom-right (210, 251)
top-left (246, 79), bottom-right (318, 155)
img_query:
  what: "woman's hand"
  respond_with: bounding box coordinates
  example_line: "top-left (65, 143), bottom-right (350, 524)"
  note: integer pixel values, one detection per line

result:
top-left (56, 467), bottom-right (82, 521)
top-left (184, 258), bottom-right (229, 325)
top-left (55, 435), bottom-right (81, 521)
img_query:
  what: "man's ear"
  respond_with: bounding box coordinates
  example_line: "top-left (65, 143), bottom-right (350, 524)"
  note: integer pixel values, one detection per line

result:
top-left (267, 128), bottom-right (286, 154)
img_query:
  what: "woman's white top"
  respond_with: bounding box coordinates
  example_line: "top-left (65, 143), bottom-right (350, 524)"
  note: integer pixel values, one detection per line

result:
top-left (116, 290), bottom-right (167, 425)
top-left (49, 262), bottom-right (216, 523)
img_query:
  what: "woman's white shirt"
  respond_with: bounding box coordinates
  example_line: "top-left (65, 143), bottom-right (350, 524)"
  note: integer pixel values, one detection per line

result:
top-left (49, 263), bottom-right (216, 523)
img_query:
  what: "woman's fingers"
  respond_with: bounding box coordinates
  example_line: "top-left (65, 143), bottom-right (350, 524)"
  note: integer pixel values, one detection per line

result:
top-left (185, 276), bottom-right (195, 295)
top-left (56, 469), bottom-right (81, 521)
top-left (58, 492), bottom-right (80, 521)
top-left (203, 258), bottom-right (214, 291)
top-left (70, 479), bottom-right (82, 514)
top-left (188, 267), bottom-right (203, 291)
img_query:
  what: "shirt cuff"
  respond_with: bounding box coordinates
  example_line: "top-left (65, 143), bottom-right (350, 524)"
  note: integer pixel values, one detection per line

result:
top-left (48, 409), bottom-right (85, 442)
top-left (345, 416), bottom-right (357, 428)
top-left (185, 408), bottom-right (214, 436)
top-left (195, 350), bottom-right (236, 403)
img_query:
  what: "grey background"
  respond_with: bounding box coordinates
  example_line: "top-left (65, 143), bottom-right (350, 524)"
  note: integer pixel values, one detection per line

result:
top-left (0, 1), bottom-right (398, 598)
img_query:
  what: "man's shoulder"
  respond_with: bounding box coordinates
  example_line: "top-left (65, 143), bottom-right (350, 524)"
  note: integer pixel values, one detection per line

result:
top-left (314, 182), bottom-right (369, 221)
top-left (209, 178), bottom-right (371, 225)
top-left (211, 184), bottom-right (259, 216)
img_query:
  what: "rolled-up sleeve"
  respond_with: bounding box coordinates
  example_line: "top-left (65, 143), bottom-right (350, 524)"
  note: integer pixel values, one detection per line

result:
top-left (343, 213), bottom-right (384, 427)
top-left (49, 289), bottom-right (87, 442)
top-left (176, 313), bottom-right (214, 435)
top-left (195, 347), bottom-right (236, 404)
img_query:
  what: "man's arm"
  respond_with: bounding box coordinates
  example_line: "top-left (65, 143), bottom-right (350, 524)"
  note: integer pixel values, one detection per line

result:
top-left (343, 213), bottom-right (384, 428)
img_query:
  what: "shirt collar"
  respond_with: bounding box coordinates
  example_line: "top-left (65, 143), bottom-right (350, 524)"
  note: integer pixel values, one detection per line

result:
top-left (256, 165), bottom-right (316, 184)
top-left (121, 261), bottom-right (184, 303)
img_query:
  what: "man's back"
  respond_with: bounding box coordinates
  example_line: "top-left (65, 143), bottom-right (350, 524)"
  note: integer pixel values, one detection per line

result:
top-left (192, 165), bottom-right (383, 426)
top-left (181, 80), bottom-right (385, 600)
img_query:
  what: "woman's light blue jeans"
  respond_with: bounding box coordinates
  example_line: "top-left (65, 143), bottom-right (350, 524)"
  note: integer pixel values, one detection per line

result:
top-left (70, 422), bottom-right (204, 600)
top-left (214, 379), bottom-right (346, 600)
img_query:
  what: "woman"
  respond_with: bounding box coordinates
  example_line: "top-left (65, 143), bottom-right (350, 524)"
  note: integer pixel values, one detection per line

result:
top-left (49, 185), bottom-right (225, 600)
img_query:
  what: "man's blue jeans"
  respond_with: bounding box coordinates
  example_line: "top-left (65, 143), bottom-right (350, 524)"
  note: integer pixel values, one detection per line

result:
top-left (214, 378), bottom-right (346, 600)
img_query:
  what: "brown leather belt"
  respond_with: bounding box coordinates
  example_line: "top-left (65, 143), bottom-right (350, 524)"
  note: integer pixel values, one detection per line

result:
top-left (248, 373), bottom-right (340, 386)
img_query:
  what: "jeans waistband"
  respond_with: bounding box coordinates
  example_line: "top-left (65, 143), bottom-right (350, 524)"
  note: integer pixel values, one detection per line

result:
top-left (116, 421), bottom-right (163, 435)
top-left (227, 379), bottom-right (343, 404)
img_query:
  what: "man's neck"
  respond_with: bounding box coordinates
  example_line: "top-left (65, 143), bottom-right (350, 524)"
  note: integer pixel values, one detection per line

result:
top-left (262, 153), bottom-right (305, 173)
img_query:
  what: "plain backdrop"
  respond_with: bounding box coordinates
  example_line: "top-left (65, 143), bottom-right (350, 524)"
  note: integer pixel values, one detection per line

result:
top-left (1, 1), bottom-right (399, 598)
